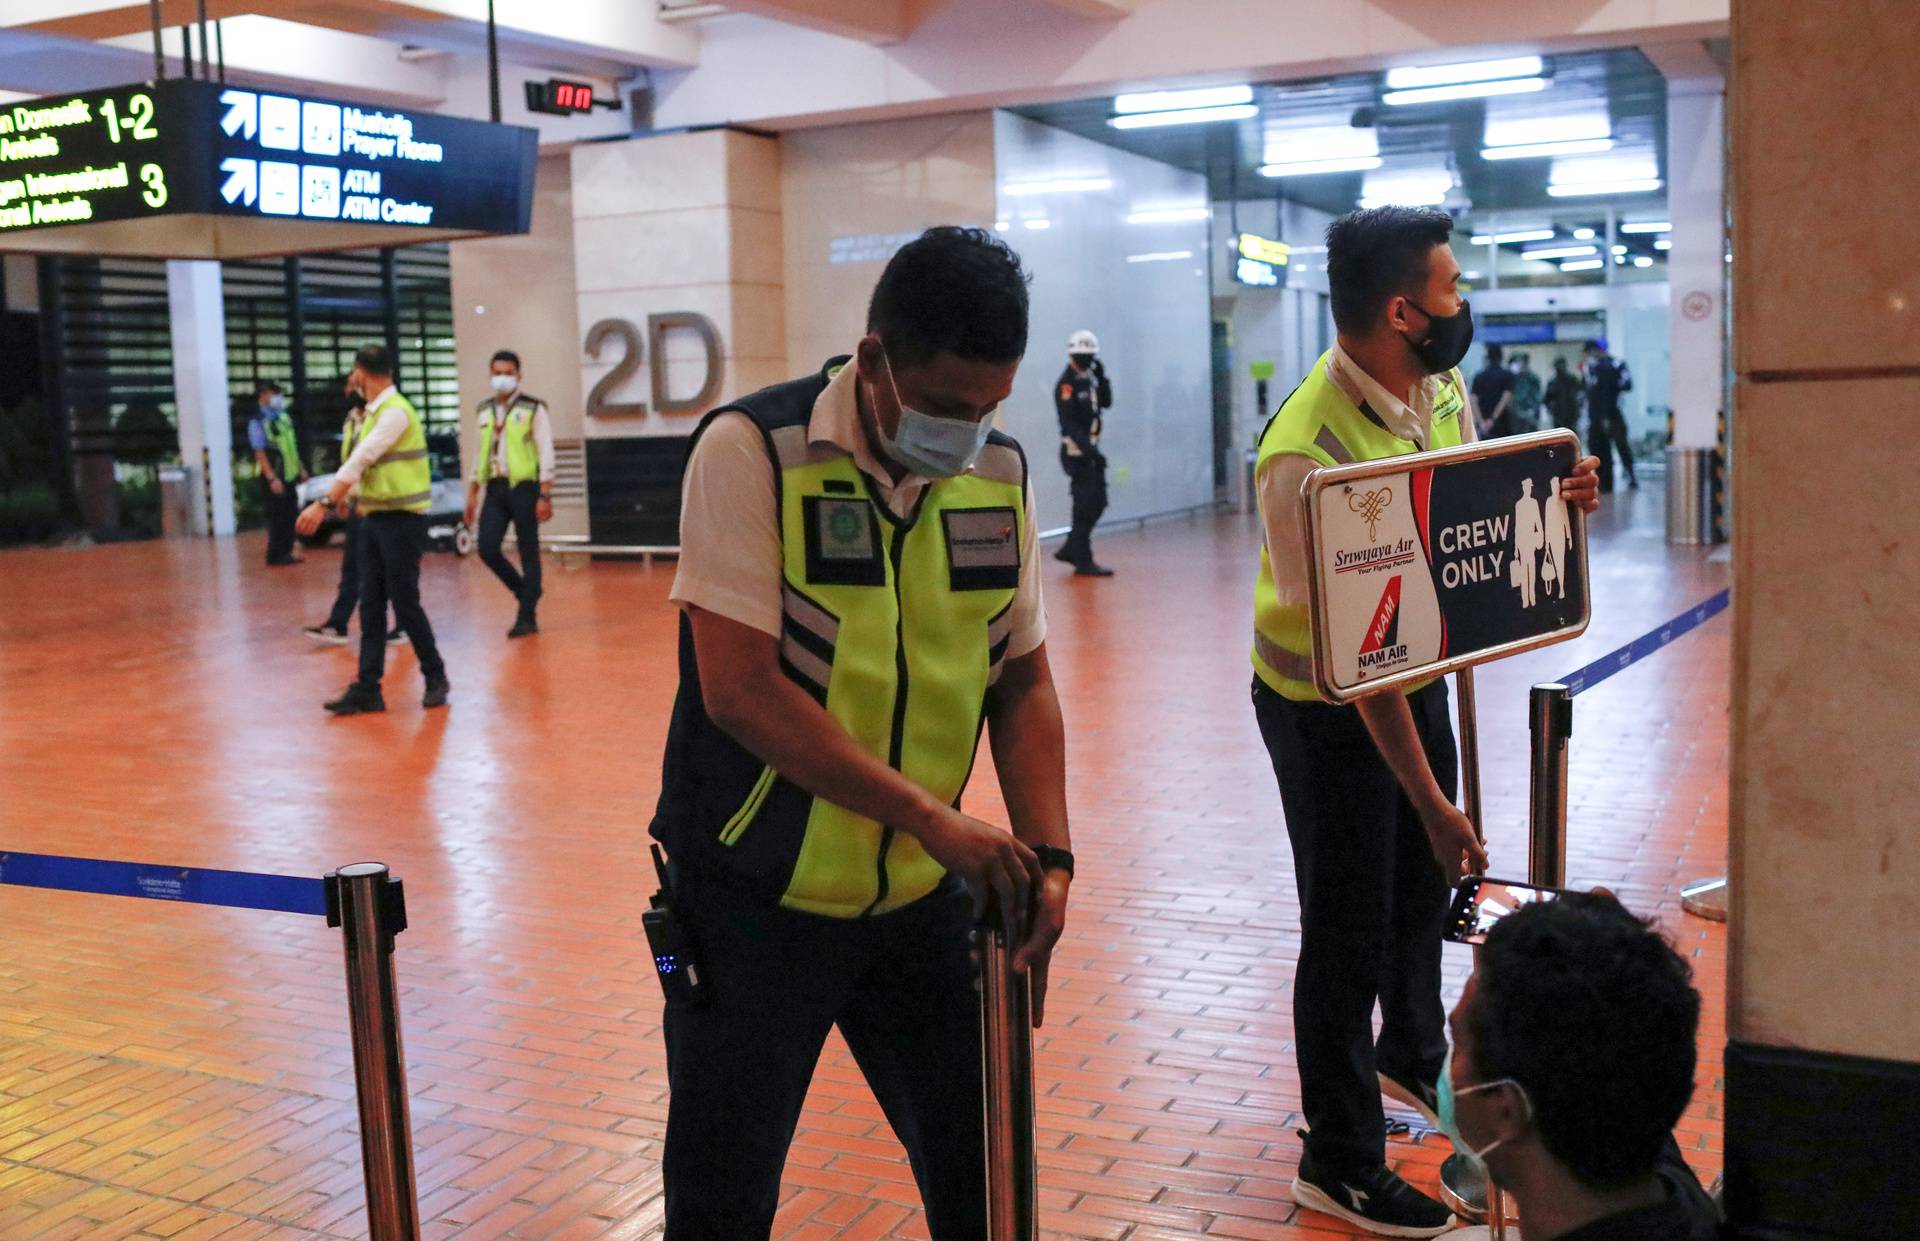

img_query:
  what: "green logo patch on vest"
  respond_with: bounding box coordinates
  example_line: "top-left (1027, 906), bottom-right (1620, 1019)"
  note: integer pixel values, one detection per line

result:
top-left (802, 495), bottom-right (885, 586)
top-left (1433, 383), bottom-right (1464, 422)
top-left (943, 506), bottom-right (1020, 591)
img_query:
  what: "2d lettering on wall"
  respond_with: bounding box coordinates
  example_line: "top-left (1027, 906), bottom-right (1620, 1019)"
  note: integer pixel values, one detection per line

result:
top-left (584, 313), bottom-right (724, 419)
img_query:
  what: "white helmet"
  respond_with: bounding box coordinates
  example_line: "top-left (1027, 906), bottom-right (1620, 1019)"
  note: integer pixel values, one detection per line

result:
top-left (1067, 329), bottom-right (1099, 355)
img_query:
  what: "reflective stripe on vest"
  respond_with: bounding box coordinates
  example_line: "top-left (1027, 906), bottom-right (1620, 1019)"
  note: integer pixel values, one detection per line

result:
top-left (476, 398), bottom-right (541, 485)
top-left (1250, 351), bottom-right (1465, 701)
top-left (358, 394), bottom-right (432, 513)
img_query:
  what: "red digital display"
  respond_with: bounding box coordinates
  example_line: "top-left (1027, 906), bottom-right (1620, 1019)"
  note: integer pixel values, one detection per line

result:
top-left (526, 78), bottom-right (595, 116)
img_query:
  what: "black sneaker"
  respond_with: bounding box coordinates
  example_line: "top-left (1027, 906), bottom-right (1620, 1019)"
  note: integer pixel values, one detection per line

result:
top-left (1292, 1150), bottom-right (1454, 1238)
top-left (1052, 548), bottom-right (1076, 564)
top-left (387, 627), bottom-right (409, 646)
top-left (1073, 562), bottom-right (1115, 577)
top-left (303, 623), bottom-right (350, 645)
top-left (325, 682), bottom-right (386, 716)
top-left (1378, 1067), bottom-right (1442, 1130)
top-left (422, 674), bottom-right (450, 709)
top-left (507, 616), bottom-right (539, 639)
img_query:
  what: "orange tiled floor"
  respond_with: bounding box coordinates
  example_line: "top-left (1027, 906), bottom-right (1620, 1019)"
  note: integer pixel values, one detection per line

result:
top-left (0, 486), bottom-right (1727, 1239)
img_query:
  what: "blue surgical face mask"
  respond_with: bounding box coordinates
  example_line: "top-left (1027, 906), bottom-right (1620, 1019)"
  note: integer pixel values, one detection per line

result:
top-left (265, 394), bottom-right (286, 414)
top-left (1436, 1054), bottom-right (1530, 1171)
top-left (874, 359), bottom-right (994, 479)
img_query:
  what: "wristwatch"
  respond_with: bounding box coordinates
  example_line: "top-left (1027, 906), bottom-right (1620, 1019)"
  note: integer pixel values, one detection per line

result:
top-left (1033, 844), bottom-right (1075, 879)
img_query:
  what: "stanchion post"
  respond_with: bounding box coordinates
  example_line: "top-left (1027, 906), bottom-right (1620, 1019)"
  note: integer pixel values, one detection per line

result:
top-left (326, 863), bottom-right (420, 1241)
top-left (1442, 669), bottom-right (1510, 1238)
top-left (1528, 684), bottom-right (1573, 888)
top-left (977, 897), bottom-right (1037, 1241)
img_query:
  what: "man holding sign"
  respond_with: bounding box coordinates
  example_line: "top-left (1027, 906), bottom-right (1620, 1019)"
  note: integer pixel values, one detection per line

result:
top-left (1249, 206), bottom-right (1600, 1237)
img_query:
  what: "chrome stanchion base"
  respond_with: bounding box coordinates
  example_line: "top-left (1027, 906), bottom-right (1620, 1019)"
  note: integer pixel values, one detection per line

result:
top-left (1439, 1155), bottom-right (1519, 1225)
top-left (1439, 1153), bottom-right (1486, 1220)
top-left (1681, 876), bottom-right (1728, 922)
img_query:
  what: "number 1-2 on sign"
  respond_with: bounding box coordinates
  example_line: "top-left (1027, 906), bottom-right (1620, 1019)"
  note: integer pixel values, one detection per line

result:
top-left (100, 94), bottom-right (160, 143)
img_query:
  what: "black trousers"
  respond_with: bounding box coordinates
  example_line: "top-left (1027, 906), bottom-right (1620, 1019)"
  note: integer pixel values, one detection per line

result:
top-left (357, 512), bottom-right (445, 687)
top-left (662, 874), bottom-right (985, 1240)
top-left (262, 477), bottom-right (299, 564)
top-left (1058, 449), bottom-right (1108, 568)
top-left (477, 479), bottom-right (542, 616)
top-left (1252, 676), bottom-right (1457, 1174)
top-left (326, 516), bottom-right (394, 634)
top-left (325, 516), bottom-right (365, 630)
top-left (1590, 406), bottom-right (1637, 491)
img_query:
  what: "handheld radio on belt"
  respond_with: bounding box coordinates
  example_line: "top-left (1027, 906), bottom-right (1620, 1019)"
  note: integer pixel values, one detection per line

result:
top-left (644, 845), bottom-right (707, 1006)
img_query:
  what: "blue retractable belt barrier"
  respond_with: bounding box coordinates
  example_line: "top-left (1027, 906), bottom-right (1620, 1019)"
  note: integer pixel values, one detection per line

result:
top-left (0, 851), bottom-right (329, 916)
top-left (1561, 588), bottom-right (1731, 697)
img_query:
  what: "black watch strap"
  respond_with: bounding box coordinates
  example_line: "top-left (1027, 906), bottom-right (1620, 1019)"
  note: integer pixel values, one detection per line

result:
top-left (1033, 844), bottom-right (1074, 879)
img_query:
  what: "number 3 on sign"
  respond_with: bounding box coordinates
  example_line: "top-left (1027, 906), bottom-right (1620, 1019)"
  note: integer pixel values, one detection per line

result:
top-left (139, 164), bottom-right (167, 209)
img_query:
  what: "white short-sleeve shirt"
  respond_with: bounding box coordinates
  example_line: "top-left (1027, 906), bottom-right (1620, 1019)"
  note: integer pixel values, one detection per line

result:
top-left (671, 359), bottom-right (1048, 658)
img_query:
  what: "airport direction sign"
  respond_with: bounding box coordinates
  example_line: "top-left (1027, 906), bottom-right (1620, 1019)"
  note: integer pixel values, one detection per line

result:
top-left (1302, 429), bottom-right (1591, 702)
top-left (1, 79), bottom-right (536, 253)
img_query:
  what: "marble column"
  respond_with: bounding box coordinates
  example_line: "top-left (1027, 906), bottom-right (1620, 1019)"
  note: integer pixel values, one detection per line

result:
top-left (1725, 2), bottom-right (1920, 1236)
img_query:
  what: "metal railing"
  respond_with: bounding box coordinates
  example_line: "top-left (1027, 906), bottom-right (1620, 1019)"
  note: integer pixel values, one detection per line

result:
top-left (0, 851), bottom-right (421, 1241)
top-left (1528, 588), bottom-right (1734, 914)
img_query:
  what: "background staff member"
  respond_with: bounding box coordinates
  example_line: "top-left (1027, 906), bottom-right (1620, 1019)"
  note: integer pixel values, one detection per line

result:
top-left (652, 227), bottom-right (1073, 1240)
top-left (1053, 328), bottom-right (1114, 576)
top-left (303, 385), bottom-right (402, 646)
top-left (248, 380), bottom-right (306, 566)
top-left (297, 344), bottom-right (450, 715)
top-left (464, 349), bottom-right (555, 638)
top-left (1582, 339), bottom-right (1639, 492)
top-left (1248, 207), bottom-right (1601, 1238)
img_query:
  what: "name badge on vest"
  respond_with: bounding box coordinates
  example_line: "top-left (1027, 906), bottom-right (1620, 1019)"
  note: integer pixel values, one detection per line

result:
top-left (1434, 384), bottom-right (1463, 423)
top-left (803, 495), bottom-right (885, 586)
top-left (942, 506), bottom-right (1020, 591)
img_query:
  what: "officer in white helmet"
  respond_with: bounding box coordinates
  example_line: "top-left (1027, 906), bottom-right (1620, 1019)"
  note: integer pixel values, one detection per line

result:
top-left (1053, 329), bottom-right (1113, 576)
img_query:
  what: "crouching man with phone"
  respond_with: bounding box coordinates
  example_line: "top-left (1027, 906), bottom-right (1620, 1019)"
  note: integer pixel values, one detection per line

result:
top-left (644, 227), bottom-right (1075, 1240)
top-left (1439, 890), bottom-right (1723, 1241)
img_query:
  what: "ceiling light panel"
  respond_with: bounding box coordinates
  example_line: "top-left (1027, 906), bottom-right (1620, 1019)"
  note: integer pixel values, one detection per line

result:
top-left (1109, 104), bottom-right (1259, 129)
top-left (1114, 85), bottom-right (1254, 114)
top-left (1385, 56), bottom-right (1544, 90)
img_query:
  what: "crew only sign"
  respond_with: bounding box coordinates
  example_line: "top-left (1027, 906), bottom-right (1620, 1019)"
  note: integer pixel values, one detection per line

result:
top-left (1303, 430), bottom-right (1591, 701)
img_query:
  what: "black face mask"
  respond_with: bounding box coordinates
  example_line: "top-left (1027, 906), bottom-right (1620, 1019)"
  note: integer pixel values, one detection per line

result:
top-left (1402, 298), bottom-right (1475, 375)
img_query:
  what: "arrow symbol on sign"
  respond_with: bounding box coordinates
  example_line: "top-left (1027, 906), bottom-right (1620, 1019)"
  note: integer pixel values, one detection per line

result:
top-left (219, 157), bottom-right (257, 206)
top-left (219, 89), bottom-right (257, 140)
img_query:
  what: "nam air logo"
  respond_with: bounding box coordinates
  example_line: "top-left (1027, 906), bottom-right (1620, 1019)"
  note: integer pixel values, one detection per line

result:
top-left (1358, 575), bottom-right (1410, 672)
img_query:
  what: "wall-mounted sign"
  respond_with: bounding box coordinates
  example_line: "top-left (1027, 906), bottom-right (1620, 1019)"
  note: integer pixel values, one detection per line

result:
top-left (1302, 430), bottom-right (1590, 702)
top-left (584, 314), bottom-right (725, 419)
top-left (0, 80), bottom-right (536, 258)
top-left (1233, 232), bottom-right (1289, 288)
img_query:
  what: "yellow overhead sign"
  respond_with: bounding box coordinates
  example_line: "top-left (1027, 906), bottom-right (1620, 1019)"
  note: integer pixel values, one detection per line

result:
top-left (1237, 232), bottom-right (1291, 266)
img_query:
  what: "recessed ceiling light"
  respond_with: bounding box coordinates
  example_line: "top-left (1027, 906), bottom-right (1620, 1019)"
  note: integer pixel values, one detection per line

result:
top-left (1470, 229), bottom-right (1557, 245)
top-left (1546, 178), bottom-right (1663, 197)
top-left (1633, 256), bottom-right (1654, 267)
top-left (1560, 258), bottom-right (1605, 272)
top-left (1114, 85), bottom-right (1253, 114)
top-left (1573, 227), bottom-right (1597, 240)
top-left (1110, 104), bottom-right (1259, 129)
top-left (1385, 77), bottom-right (1548, 107)
top-left (1481, 137), bottom-right (1616, 160)
top-left (1523, 244), bottom-right (1600, 261)
top-left (1619, 221), bottom-right (1672, 233)
top-left (1385, 56), bottom-right (1545, 90)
